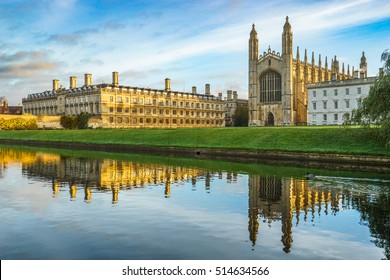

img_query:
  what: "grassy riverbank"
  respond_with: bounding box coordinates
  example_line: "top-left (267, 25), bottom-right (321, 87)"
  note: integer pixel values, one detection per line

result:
top-left (0, 126), bottom-right (388, 155)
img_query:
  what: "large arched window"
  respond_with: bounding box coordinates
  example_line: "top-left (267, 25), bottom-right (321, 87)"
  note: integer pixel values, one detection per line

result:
top-left (259, 70), bottom-right (281, 103)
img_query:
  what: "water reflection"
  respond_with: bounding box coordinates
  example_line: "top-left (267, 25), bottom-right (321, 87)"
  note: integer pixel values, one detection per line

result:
top-left (1, 147), bottom-right (389, 259)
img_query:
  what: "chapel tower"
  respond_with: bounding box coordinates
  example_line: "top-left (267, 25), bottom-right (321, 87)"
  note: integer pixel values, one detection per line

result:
top-left (249, 24), bottom-right (259, 124)
top-left (248, 17), bottom-right (351, 126)
top-left (281, 16), bottom-right (294, 124)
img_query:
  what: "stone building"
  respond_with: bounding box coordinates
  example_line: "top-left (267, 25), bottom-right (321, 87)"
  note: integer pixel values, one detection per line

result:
top-left (248, 17), bottom-right (351, 126)
top-left (224, 90), bottom-right (248, 126)
top-left (307, 54), bottom-right (375, 125)
top-left (0, 100), bottom-right (22, 115)
top-left (22, 72), bottom-right (225, 128)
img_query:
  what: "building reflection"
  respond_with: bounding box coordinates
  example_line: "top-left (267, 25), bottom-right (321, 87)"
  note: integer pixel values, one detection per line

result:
top-left (248, 175), bottom-right (390, 258)
top-left (15, 149), bottom-right (214, 203)
top-left (1, 148), bottom-right (389, 258)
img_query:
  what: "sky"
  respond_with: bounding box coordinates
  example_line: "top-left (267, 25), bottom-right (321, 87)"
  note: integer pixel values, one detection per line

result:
top-left (0, 0), bottom-right (389, 105)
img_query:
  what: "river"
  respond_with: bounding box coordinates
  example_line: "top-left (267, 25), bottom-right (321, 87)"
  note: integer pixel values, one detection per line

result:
top-left (1, 145), bottom-right (389, 260)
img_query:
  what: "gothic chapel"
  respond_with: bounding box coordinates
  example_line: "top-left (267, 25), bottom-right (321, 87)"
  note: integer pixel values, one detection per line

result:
top-left (248, 17), bottom-right (352, 126)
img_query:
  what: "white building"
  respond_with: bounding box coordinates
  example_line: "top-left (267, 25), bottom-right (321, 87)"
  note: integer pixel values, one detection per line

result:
top-left (307, 74), bottom-right (376, 125)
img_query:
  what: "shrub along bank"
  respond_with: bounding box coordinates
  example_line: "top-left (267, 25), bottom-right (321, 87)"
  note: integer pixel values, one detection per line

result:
top-left (0, 126), bottom-right (388, 156)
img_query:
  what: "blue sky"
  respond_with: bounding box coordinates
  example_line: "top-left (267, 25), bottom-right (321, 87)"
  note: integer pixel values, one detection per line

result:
top-left (1, 0), bottom-right (389, 105)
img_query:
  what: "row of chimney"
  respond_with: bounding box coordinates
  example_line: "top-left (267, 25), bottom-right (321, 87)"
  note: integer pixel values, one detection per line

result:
top-left (53, 72), bottom-right (119, 91)
top-left (52, 72), bottom-right (211, 95)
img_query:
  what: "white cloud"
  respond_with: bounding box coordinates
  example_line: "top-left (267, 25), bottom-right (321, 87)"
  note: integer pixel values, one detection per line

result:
top-left (0, 0), bottom-right (389, 104)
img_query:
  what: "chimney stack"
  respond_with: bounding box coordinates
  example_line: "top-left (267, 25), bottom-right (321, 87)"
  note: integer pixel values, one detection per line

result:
top-left (205, 83), bottom-right (210, 95)
top-left (70, 76), bottom-right (77, 89)
top-left (112, 72), bottom-right (119, 86)
top-left (165, 78), bottom-right (171, 91)
top-left (84, 73), bottom-right (92, 86)
top-left (218, 92), bottom-right (222, 100)
top-left (233, 91), bottom-right (238, 101)
top-left (53, 79), bottom-right (60, 91)
top-left (227, 90), bottom-right (232, 100)
top-left (192, 86), bottom-right (197, 94)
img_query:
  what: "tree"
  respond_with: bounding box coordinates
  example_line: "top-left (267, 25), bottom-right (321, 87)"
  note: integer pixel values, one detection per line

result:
top-left (60, 116), bottom-right (78, 129)
top-left (233, 105), bottom-right (249, 127)
top-left (351, 50), bottom-right (390, 146)
top-left (60, 113), bottom-right (92, 129)
top-left (76, 112), bottom-right (91, 129)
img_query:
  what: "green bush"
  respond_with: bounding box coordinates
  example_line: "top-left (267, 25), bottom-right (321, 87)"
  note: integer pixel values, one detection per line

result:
top-left (60, 113), bottom-right (92, 129)
top-left (378, 120), bottom-right (390, 147)
top-left (0, 118), bottom-right (38, 130)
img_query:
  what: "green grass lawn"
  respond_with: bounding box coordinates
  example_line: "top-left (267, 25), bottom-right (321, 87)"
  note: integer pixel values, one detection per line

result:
top-left (0, 126), bottom-right (388, 155)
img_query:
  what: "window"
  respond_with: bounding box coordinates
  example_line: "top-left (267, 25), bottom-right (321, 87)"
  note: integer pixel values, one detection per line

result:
top-left (117, 96), bottom-right (122, 103)
top-left (323, 114), bottom-right (327, 121)
top-left (117, 107), bottom-right (122, 113)
top-left (132, 108), bottom-right (137, 113)
top-left (259, 70), bottom-right (282, 103)
top-left (334, 89), bottom-right (338, 96)
top-left (109, 117), bottom-right (114, 123)
top-left (125, 107), bottom-right (129, 113)
top-left (132, 118), bottom-right (137, 123)
top-left (334, 114), bottom-right (338, 121)
top-left (345, 100), bottom-right (350, 108)
top-left (357, 87), bottom-right (362, 94)
top-left (109, 107), bottom-right (114, 113)
top-left (357, 98), bottom-right (362, 108)
top-left (323, 101), bottom-right (327, 110)
top-left (125, 117), bottom-right (129, 123)
top-left (313, 91), bottom-right (316, 98)
top-left (334, 101), bottom-right (338, 109)
top-left (110, 96), bottom-right (114, 102)
top-left (346, 88), bottom-right (349, 95)
top-left (117, 117), bottom-right (122, 123)
top-left (323, 90), bottom-right (327, 97)
top-left (313, 102), bottom-right (317, 110)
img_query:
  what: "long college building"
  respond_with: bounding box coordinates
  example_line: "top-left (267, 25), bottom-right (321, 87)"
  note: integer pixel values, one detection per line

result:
top-left (22, 72), bottom-right (225, 128)
top-left (249, 17), bottom-right (352, 126)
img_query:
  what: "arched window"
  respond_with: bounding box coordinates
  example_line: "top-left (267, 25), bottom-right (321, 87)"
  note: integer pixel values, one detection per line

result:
top-left (259, 70), bottom-right (281, 103)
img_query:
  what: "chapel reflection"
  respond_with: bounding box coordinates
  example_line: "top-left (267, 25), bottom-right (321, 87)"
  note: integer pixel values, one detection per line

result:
top-left (247, 175), bottom-right (390, 258)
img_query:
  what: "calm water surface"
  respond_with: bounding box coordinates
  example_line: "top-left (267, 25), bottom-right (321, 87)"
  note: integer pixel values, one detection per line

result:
top-left (1, 146), bottom-right (389, 260)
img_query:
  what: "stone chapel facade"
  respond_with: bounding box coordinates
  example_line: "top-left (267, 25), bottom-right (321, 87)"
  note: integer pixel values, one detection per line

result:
top-left (248, 17), bottom-right (352, 126)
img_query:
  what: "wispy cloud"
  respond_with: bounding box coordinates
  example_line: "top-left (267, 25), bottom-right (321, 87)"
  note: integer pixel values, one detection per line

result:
top-left (0, 0), bottom-right (389, 104)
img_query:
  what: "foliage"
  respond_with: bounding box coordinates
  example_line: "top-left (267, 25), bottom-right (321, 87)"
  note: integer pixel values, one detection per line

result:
top-left (233, 106), bottom-right (249, 127)
top-left (0, 118), bottom-right (38, 130)
top-left (351, 50), bottom-right (390, 146)
top-left (76, 113), bottom-right (91, 129)
top-left (60, 116), bottom-right (78, 129)
top-left (60, 113), bottom-right (91, 129)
